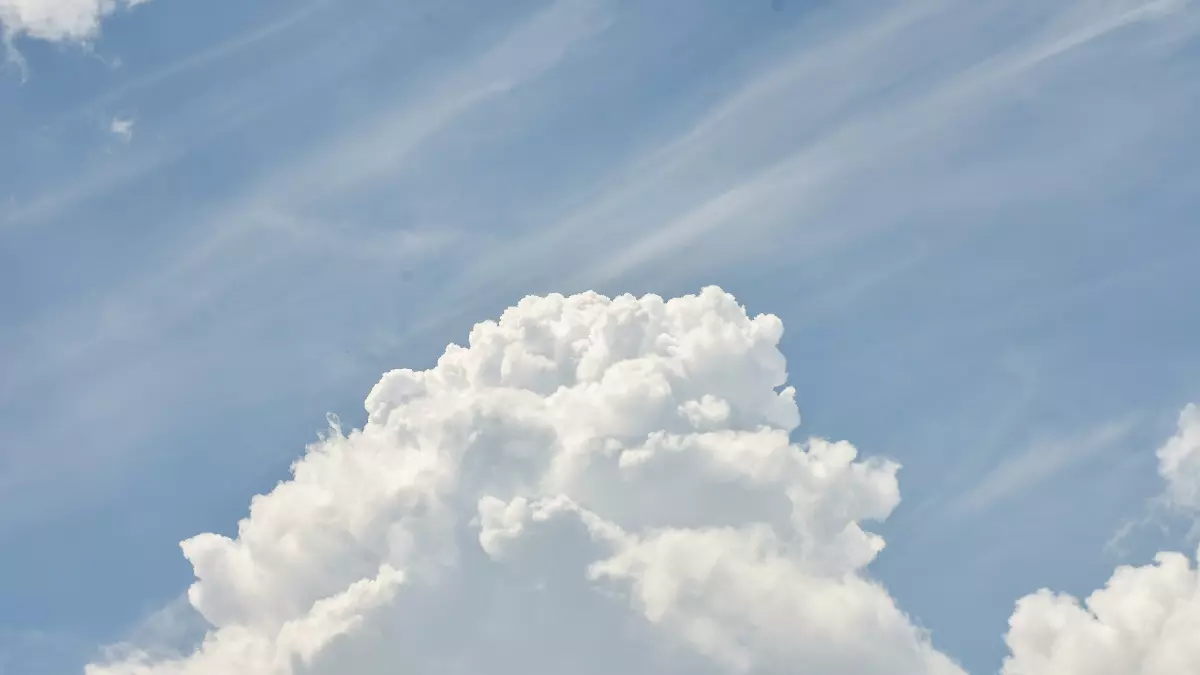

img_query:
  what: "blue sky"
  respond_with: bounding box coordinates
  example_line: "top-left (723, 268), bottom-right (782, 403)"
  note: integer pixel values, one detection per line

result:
top-left (2, 1), bottom-right (1199, 673)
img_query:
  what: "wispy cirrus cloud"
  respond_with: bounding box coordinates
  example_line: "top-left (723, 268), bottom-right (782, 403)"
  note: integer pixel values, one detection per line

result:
top-left (409, 0), bottom-right (1199, 321)
top-left (939, 418), bottom-right (1140, 521)
top-left (0, 0), bottom-right (612, 531)
top-left (6, 0), bottom-right (1198, 551)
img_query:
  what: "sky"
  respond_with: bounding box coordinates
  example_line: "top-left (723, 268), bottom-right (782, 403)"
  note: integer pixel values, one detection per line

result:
top-left (1, 0), bottom-right (1199, 673)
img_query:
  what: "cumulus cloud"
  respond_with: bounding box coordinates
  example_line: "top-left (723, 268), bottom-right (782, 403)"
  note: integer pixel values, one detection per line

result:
top-left (1002, 548), bottom-right (1200, 675)
top-left (87, 287), bottom-right (963, 675)
top-left (0, 0), bottom-right (150, 44)
top-left (1002, 402), bottom-right (1200, 675)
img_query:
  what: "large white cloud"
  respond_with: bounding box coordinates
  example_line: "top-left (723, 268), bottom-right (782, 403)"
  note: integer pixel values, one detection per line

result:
top-left (0, 0), bottom-right (148, 44)
top-left (1002, 403), bottom-right (1200, 675)
top-left (87, 287), bottom-right (963, 675)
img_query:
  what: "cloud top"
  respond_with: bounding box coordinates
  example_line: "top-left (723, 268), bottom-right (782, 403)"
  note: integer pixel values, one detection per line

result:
top-left (87, 286), bottom-right (963, 675)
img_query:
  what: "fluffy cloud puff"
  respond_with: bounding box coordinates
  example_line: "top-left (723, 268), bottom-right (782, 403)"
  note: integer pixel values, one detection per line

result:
top-left (1002, 403), bottom-right (1200, 675)
top-left (0, 0), bottom-right (148, 43)
top-left (87, 287), bottom-right (964, 675)
top-left (1002, 547), bottom-right (1200, 675)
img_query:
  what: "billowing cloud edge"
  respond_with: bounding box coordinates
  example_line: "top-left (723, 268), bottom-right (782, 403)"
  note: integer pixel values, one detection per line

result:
top-left (82, 285), bottom-right (1200, 675)
top-left (1, 0), bottom-right (151, 51)
top-left (86, 286), bottom-right (965, 675)
top-left (1002, 403), bottom-right (1200, 675)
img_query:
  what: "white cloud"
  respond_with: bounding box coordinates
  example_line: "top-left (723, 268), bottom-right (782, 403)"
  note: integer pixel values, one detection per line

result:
top-left (1002, 548), bottom-right (1200, 675)
top-left (87, 287), bottom-right (963, 675)
top-left (0, 0), bottom-right (149, 44)
top-left (1002, 403), bottom-right (1200, 675)
top-left (110, 116), bottom-right (134, 141)
top-left (1159, 403), bottom-right (1200, 513)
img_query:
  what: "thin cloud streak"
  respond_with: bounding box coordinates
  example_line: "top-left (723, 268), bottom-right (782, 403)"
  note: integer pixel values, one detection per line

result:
top-left (7, 1), bottom-right (1194, 531)
top-left (950, 419), bottom-right (1140, 517)
top-left (419, 0), bottom-right (1195, 311)
top-left (0, 5), bottom-right (367, 231)
top-left (0, 0), bottom-right (614, 532)
top-left (573, 0), bottom-right (1194, 289)
top-left (2, 0), bottom-right (608, 392)
top-left (80, 0), bottom-right (332, 112)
